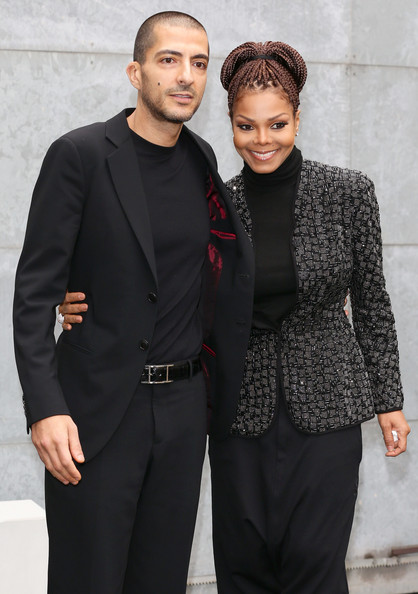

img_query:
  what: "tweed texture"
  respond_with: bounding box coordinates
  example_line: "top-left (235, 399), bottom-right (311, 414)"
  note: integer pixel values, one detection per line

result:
top-left (228, 159), bottom-right (403, 436)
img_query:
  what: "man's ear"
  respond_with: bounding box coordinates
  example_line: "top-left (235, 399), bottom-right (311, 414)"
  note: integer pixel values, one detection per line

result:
top-left (126, 61), bottom-right (142, 90)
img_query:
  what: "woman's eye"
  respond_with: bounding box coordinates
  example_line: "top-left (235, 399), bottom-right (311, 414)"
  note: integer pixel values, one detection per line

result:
top-left (271, 122), bottom-right (287, 129)
top-left (237, 124), bottom-right (253, 131)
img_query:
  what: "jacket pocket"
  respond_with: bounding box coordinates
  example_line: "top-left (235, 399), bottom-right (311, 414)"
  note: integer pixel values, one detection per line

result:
top-left (59, 338), bottom-right (95, 355)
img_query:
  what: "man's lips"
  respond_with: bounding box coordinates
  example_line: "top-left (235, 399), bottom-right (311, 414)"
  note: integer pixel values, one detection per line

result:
top-left (170, 93), bottom-right (194, 103)
top-left (249, 149), bottom-right (278, 161)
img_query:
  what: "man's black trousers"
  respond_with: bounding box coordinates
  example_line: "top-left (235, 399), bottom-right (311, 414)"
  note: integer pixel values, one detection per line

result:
top-left (45, 372), bottom-right (207, 594)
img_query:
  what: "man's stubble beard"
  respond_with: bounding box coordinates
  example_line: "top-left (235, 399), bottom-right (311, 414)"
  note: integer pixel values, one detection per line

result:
top-left (140, 77), bottom-right (202, 124)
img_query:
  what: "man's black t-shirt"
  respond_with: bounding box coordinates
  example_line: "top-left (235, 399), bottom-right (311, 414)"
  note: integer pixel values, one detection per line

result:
top-left (131, 128), bottom-right (210, 363)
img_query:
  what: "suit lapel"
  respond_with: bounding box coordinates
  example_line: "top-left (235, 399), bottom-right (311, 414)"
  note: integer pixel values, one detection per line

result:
top-left (106, 111), bottom-right (157, 283)
top-left (184, 128), bottom-right (254, 253)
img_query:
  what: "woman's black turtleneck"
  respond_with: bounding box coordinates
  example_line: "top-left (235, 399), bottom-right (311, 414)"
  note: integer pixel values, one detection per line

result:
top-left (243, 146), bottom-right (302, 330)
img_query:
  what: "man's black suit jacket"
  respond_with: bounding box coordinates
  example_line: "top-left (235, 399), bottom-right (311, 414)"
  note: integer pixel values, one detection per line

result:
top-left (13, 109), bottom-right (254, 459)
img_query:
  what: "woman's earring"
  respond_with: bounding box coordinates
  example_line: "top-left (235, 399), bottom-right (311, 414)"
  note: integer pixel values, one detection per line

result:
top-left (295, 130), bottom-right (299, 137)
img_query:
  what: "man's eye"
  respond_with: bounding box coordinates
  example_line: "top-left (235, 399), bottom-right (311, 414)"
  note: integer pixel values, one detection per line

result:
top-left (161, 58), bottom-right (175, 64)
top-left (194, 61), bottom-right (207, 70)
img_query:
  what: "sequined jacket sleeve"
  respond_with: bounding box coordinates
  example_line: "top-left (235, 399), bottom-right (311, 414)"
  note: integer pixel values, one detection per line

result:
top-left (349, 174), bottom-right (403, 413)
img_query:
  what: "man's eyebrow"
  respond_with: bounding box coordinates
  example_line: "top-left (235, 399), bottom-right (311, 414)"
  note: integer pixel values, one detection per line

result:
top-left (192, 54), bottom-right (209, 61)
top-left (154, 50), bottom-right (209, 61)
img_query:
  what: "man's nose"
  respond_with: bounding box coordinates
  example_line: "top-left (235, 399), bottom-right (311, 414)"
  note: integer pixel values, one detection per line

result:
top-left (177, 63), bottom-right (194, 86)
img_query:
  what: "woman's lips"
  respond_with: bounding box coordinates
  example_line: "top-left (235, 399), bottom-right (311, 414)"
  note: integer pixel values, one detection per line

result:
top-left (249, 149), bottom-right (278, 161)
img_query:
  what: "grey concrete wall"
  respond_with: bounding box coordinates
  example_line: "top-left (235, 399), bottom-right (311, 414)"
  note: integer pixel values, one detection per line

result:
top-left (1, 0), bottom-right (417, 587)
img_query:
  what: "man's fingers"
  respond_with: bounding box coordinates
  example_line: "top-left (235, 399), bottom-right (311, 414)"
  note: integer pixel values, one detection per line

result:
top-left (37, 439), bottom-right (82, 484)
top-left (58, 292), bottom-right (87, 331)
top-left (46, 468), bottom-right (70, 485)
top-left (46, 463), bottom-right (72, 485)
top-left (50, 443), bottom-right (82, 484)
top-left (68, 424), bottom-right (85, 464)
top-left (62, 315), bottom-right (82, 330)
top-left (63, 314), bottom-right (84, 324)
top-left (63, 292), bottom-right (86, 304)
top-left (36, 441), bottom-right (80, 484)
top-left (59, 456), bottom-right (82, 484)
top-left (36, 449), bottom-right (70, 485)
top-left (31, 415), bottom-right (83, 485)
top-left (60, 303), bottom-right (88, 315)
top-left (58, 292), bottom-right (87, 324)
top-left (59, 301), bottom-right (87, 329)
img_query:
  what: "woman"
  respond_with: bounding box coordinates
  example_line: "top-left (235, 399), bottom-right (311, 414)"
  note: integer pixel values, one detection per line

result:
top-left (207, 41), bottom-right (410, 594)
top-left (60, 41), bottom-right (410, 593)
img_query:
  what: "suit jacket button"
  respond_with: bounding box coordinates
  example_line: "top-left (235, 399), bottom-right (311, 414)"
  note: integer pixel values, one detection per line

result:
top-left (139, 339), bottom-right (149, 350)
top-left (147, 292), bottom-right (158, 303)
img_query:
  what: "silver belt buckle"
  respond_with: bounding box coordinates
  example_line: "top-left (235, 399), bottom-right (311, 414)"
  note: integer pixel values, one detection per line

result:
top-left (145, 363), bottom-right (174, 384)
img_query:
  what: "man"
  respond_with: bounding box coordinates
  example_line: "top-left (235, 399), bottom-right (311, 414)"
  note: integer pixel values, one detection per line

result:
top-left (13, 11), bottom-right (254, 593)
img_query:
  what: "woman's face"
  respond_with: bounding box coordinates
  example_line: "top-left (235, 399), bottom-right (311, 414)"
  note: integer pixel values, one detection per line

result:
top-left (231, 87), bottom-right (300, 174)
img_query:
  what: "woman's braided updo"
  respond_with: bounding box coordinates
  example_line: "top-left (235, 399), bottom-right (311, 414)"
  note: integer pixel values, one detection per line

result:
top-left (220, 41), bottom-right (307, 114)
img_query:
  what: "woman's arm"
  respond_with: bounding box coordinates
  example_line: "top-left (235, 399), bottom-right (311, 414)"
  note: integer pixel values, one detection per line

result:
top-left (349, 173), bottom-right (410, 454)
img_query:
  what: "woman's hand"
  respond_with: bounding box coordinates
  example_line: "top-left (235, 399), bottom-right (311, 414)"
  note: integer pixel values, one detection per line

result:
top-left (58, 291), bottom-right (88, 331)
top-left (377, 410), bottom-right (411, 457)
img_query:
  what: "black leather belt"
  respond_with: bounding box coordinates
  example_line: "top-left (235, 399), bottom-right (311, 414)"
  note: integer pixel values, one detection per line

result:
top-left (140, 358), bottom-right (202, 384)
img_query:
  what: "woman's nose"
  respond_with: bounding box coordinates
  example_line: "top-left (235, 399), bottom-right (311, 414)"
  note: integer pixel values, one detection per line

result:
top-left (255, 128), bottom-right (271, 145)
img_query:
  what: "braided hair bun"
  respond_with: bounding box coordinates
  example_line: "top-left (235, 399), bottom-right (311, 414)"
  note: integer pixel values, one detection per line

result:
top-left (220, 41), bottom-right (307, 113)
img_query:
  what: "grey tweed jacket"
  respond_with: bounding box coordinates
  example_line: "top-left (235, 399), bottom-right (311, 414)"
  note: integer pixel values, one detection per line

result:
top-left (227, 159), bottom-right (403, 437)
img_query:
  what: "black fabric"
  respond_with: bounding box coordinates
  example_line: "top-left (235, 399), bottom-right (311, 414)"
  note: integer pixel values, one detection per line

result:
top-left (13, 107), bottom-right (255, 593)
top-left (210, 392), bottom-right (362, 593)
top-left (46, 373), bottom-right (207, 594)
top-left (13, 106), bottom-right (255, 455)
top-left (131, 130), bottom-right (210, 363)
top-left (243, 147), bottom-right (301, 329)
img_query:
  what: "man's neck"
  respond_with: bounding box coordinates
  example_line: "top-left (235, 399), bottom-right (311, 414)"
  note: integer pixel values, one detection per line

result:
top-left (127, 106), bottom-right (183, 147)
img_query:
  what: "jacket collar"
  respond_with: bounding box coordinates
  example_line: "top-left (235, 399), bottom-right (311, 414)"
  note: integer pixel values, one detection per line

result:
top-left (182, 126), bottom-right (218, 173)
top-left (105, 108), bottom-right (135, 147)
top-left (105, 109), bottom-right (157, 283)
